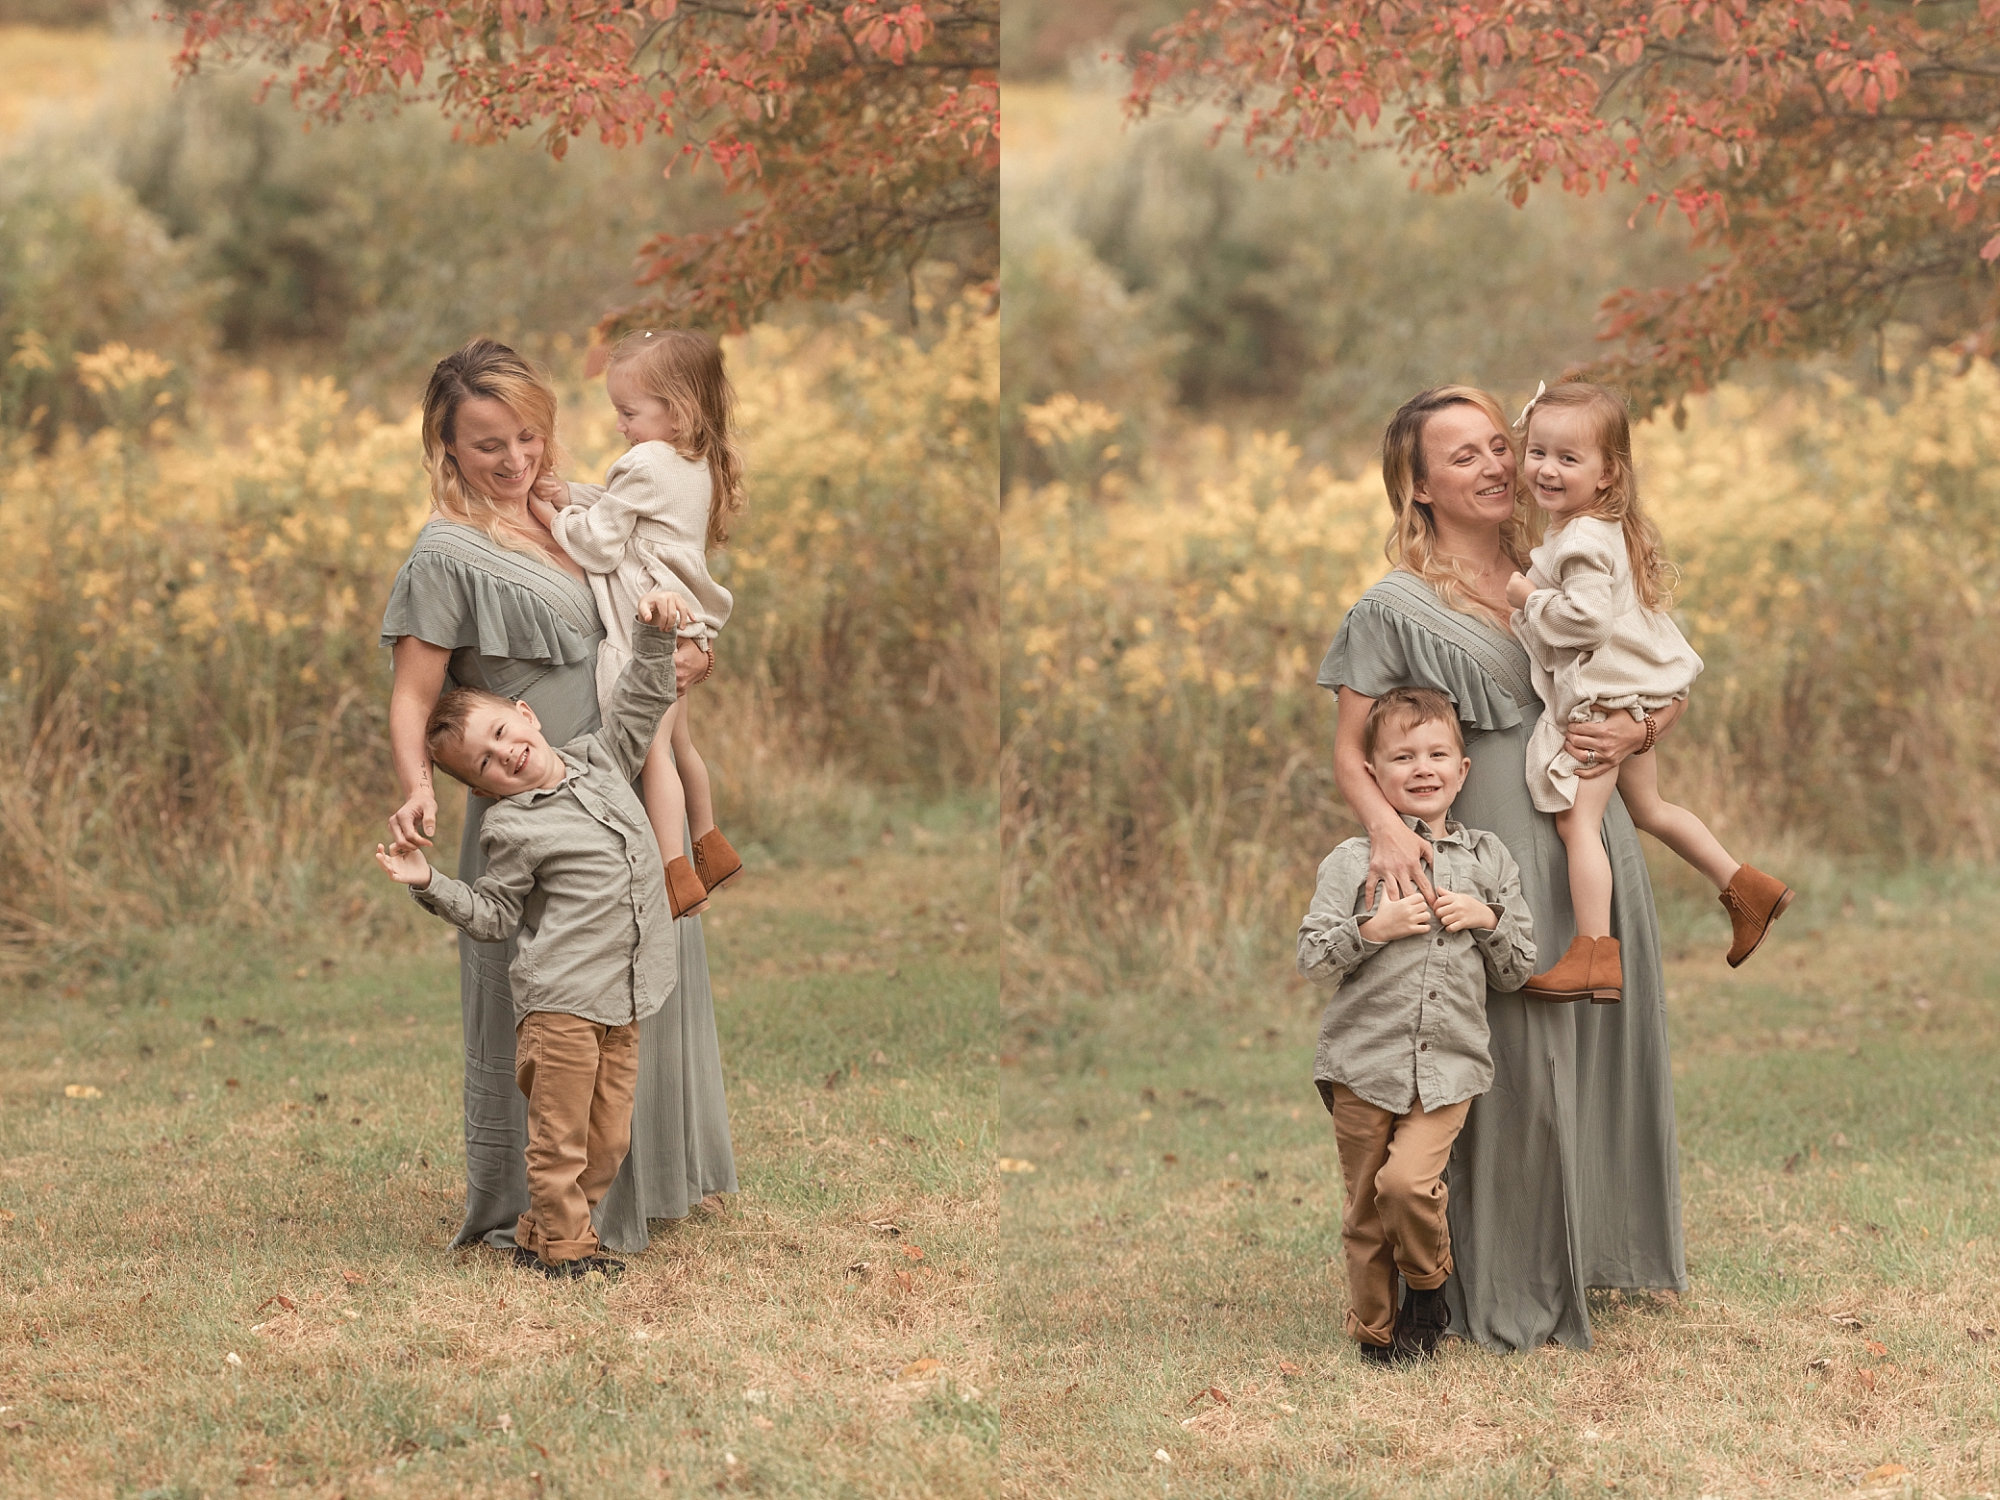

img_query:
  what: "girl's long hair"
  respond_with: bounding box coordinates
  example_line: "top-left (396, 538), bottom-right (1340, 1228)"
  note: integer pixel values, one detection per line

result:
top-left (1380, 385), bottom-right (1538, 624)
top-left (604, 328), bottom-right (745, 549)
top-left (420, 339), bottom-right (567, 559)
top-left (1516, 381), bottom-right (1676, 611)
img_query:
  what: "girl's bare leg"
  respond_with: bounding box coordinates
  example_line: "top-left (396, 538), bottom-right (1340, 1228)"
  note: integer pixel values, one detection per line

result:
top-left (1615, 749), bottom-right (1740, 891)
top-left (1555, 772), bottom-right (1620, 938)
top-left (640, 710), bottom-right (706, 914)
top-left (670, 695), bottom-right (717, 840)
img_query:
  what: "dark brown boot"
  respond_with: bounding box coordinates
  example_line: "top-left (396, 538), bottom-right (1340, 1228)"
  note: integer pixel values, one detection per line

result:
top-left (1587, 934), bottom-right (1623, 1004)
top-left (692, 828), bottom-right (743, 892)
top-left (665, 855), bottom-right (709, 918)
top-left (1721, 864), bottom-right (1794, 968)
top-left (1521, 936), bottom-right (1594, 1003)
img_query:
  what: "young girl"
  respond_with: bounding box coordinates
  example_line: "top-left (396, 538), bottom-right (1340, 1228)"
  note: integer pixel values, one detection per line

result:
top-left (530, 328), bottom-right (745, 918)
top-left (1503, 381), bottom-right (1792, 1003)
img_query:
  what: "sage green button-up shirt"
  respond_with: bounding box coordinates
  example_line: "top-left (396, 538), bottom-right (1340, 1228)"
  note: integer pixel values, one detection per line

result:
top-left (1299, 817), bottom-right (1537, 1115)
top-left (414, 623), bottom-right (679, 1028)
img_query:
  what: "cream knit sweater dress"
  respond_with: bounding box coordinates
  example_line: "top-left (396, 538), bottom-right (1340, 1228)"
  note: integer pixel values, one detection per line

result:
top-left (1512, 516), bottom-right (1702, 814)
top-left (551, 440), bottom-right (733, 716)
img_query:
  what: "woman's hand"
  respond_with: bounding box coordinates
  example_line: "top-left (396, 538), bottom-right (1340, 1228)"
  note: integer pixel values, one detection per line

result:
top-left (1504, 571), bottom-right (1535, 610)
top-left (674, 636), bottom-right (712, 693)
top-left (388, 786), bottom-right (439, 850)
top-left (1363, 818), bottom-right (1437, 908)
top-left (1566, 709), bottom-right (1649, 778)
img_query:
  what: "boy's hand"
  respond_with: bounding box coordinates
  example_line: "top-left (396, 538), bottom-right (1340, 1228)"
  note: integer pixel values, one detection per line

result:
top-left (635, 590), bottom-right (695, 632)
top-left (1504, 571), bottom-right (1535, 610)
top-left (1359, 890), bottom-right (1433, 943)
top-left (374, 843), bottom-right (434, 889)
top-left (1434, 889), bottom-right (1499, 933)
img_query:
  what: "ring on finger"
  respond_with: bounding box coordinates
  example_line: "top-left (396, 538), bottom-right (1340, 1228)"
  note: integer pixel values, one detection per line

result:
top-left (1585, 750), bottom-right (1598, 765)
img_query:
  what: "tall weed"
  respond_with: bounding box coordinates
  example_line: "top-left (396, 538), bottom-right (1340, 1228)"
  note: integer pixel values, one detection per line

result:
top-left (1004, 356), bottom-right (2000, 983)
top-left (0, 302), bottom-right (997, 958)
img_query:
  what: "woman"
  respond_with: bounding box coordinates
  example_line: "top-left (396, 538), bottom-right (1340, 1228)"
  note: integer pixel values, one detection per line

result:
top-left (1318, 385), bottom-right (1686, 1351)
top-left (380, 338), bottom-right (737, 1255)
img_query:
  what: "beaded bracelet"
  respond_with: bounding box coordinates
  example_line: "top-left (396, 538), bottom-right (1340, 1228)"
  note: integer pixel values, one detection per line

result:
top-left (1640, 711), bottom-right (1659, 754)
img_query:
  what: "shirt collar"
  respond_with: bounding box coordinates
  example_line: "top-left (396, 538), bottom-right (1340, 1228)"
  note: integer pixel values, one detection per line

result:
top-left (506, 750), bottom-right (582, 805)
top-left (1400, 812), bottom-right (1470, 846)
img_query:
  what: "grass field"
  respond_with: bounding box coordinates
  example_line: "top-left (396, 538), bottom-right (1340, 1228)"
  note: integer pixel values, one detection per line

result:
top-left (0, 818), bottom-right (997, 1498)
top-left (997, 862), bottom-right (2000, 1498)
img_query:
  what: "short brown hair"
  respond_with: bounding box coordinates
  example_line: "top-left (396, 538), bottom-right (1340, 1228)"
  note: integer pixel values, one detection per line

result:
top-left (424, 686), bottom-right (516, 783)
top-left (1361, 686), bottom-right (1465, 762)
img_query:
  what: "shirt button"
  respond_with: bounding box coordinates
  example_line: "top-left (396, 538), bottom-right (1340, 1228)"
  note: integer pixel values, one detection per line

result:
top-left (1428, 991), bottom-right (1438, 999)
top-left (1420, 1041), bottom-right (1430, 1051)
top-left (1436, 936), bottom-right (1445, 946)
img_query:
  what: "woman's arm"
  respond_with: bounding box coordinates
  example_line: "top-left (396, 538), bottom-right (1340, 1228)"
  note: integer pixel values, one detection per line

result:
top-left (387, 635), bottom-right (452, 849)
top-left (1566, 695), bottom-right (1686, 778)
top-left (1333, 686), bottom-right (1437, 905)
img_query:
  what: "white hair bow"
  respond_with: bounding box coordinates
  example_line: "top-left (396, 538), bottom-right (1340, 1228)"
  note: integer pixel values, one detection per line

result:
top-left (1516, 380), bottom-right (1547, 428)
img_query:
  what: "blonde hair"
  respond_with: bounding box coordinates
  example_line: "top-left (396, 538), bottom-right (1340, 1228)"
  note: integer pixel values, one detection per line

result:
top-left (605, 328), bottom-right (745, 549)
top-left (1516, 381), bottom-right (1676, 611)
top-left (1380, 386), bottom-right (1538, 625)
top-left (420, 339), bottom-right (568, 559)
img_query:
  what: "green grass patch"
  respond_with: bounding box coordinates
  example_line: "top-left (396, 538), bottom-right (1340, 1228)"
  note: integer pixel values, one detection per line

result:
top-left (998, 859), bottom-right (2000, 1497)
top-left (0, 820), bottom-right (997, 1498)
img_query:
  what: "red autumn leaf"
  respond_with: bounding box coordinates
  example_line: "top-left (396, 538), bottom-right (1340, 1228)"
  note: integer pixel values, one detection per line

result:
top-left (161, 0), bottom-right (996, 331)
top-left (1127, 1), bottom-right (2000, 413)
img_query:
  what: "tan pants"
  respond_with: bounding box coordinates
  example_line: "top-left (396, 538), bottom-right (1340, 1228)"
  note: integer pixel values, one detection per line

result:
top-left (1329, 1083), bottom-right (1471, 1347)
top-left (513, 1011), bottom-right (640, 1265)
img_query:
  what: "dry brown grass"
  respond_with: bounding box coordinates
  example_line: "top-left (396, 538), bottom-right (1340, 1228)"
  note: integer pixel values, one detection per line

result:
top-left (996, 860), bottom-right (2000, 1498)
top-left (0, 826), bottom-right (996, 1497)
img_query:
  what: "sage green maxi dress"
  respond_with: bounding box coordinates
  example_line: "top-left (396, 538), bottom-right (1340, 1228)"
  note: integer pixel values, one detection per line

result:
top-left (1320, 570), bottom-right (1686, 1351)
top-left (380, 519), bottom-right (737, 1254)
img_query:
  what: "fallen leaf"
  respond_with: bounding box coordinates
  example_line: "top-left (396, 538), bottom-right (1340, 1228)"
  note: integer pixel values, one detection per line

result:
top-left (867, 1220), bottom-right (901, 1236)
top-left (62, 1085), bottom-right (101, 1099)
top-left (847, 1261), bottom-right (870, 1276)
top-left (1865, 1340), bottom-right (1887, 1357)
top-left (1277, 1401), bottom-right (1297, 1414)
top-left (1277, 1360), bottom-right (1302, 1376)
top-left (225, 1351), bottom-right (242, 1367)
top-left (1863, 1464), bottom-right (1907, 1482)
top-left (1154, 1449), bottom-right (1171, 1465)
top-left (996, 1158), bottom-right (1036, 1174)
top-left (899, 1244), bottom-right (924, 1261)
top-left (898, 1358), bottom-right (942, 1380)
top-left (1830, 1312), bottom-right (1865, 1328)
top-left (1807, 1357), bottom-right (1831, 1372)
top-left (254, 1294), bottom-right (298, 1313)
top-left (894, 1269), bottom-right (914, 1294)
top-left (1968, 1326), bottom-right (1995, 1344)
top-left (340, 1270), bottom-right (363, 1285)
top-left (530, 1442), bottom-right (550, 1460)
top-left (1857, 1368), bottom-right (1877, 1392)
top-left (1783, 1152), bottom-right (1800, 1174)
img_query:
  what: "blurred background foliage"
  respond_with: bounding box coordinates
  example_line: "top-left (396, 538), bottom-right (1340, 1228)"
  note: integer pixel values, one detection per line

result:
top-left (1003, 76), bottom-right (2000, 986)
top-left (0, 19), bottom-right (996, 961)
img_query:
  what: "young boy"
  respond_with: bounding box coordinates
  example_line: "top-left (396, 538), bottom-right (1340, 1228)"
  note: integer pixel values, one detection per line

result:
top-left (375, 604), bottom-right (703, 1280)
top-left (1299, 686), bottom-right (1537, 1361)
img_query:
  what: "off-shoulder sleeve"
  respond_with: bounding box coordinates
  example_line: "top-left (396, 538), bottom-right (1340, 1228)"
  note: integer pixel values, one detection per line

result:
top-left (1317, 598), bottom-right (1523, 731)
top-left (379, 546), bottom-right (597, 667)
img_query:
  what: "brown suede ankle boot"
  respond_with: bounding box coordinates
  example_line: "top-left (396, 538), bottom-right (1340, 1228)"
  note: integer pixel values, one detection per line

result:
top-left (1721, 864), bottom-right (1794, 967)
top-left (1586, 935), bottom-right (1623, 1004)
top-left (1521, 936), bottom-right (1594, 1003)
top-left (692, 828), bottom-right (743, 892)
top-left (665, 855), bottom-right (709, 918)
